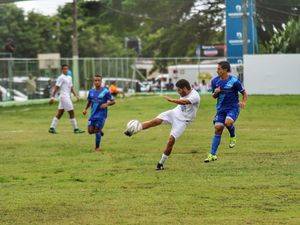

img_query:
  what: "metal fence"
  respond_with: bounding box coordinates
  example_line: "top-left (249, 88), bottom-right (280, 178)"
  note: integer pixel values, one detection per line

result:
top-left (0, 56), bottom-right (241, 102)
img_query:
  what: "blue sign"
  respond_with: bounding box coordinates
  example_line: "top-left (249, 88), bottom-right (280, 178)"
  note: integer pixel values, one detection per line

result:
top-left (226, 0), bottom-right (257, 64)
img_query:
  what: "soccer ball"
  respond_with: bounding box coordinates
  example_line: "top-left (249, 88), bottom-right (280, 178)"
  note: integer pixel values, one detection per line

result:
top-left (125, 120), bottom-right (142, 136)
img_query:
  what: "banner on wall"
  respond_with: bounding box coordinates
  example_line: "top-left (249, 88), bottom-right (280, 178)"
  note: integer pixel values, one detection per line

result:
top-left (226, 0), bottom-right (257, 64)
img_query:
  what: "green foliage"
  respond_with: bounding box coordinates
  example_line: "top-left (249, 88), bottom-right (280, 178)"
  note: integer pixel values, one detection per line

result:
top-left (0, 95), bottom-right (299, 224)
top-left (266, 18), bottom-right (300, 53)
top-left (0, 1), bottom-right (224, 57)
top-left (256, 0), bottom-right (300, 48)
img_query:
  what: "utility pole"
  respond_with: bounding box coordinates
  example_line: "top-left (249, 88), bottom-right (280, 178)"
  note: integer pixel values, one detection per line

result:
top-left (72, 0), bottom-right (79, 91)
top-left (242, 0), bottom-right (248, 56)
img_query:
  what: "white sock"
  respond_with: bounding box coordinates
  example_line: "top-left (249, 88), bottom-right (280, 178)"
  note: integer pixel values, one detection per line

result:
top-left (159, 153), bottom-right (169, 165)
top-left (70, 118), bottom-right (78, 130)
top-left (50, 117), bottom-right (59, 129)
top-left (137, 121), bottom-right (143, 132)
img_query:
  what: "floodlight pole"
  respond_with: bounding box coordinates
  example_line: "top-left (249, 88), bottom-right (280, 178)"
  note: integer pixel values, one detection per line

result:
top-left (72, 0), bottom-right (79, 91)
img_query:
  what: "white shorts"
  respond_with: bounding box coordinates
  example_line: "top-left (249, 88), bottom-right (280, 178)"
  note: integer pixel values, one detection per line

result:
top-left (156, 110), bottom-right (189, 140)
top-left (58, 96), bottom-right (74, 111)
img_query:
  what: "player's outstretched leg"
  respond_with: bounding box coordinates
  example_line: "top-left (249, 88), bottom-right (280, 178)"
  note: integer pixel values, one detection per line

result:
top-left (124, 118), bottom-right (162, 137)
top-left (49, 109), bottom-right (64, 134)
top-left (204, 124), bottom-right (224, 163)
top-left (156, 135), bottom-right (175, 170)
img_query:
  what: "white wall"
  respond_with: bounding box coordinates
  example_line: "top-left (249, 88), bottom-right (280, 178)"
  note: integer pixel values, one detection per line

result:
top-left (244, 54), bottom-right (300, 94)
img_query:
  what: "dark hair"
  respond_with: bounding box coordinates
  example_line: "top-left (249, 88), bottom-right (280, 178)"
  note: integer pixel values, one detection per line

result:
top-left (176, 79), bottom-right (191, 90)
top-left (218, 61), bottom-right (231, 72)
top-left (94, 74), bottom-right (102, 78)
top-left (61, 64), bottom-right (69, 69)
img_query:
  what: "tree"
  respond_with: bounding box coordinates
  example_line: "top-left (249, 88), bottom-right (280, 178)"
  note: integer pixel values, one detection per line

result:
top-left (256, 0), bottom-right (300, 50)
top-left (1, 0), bottom-right (225, 58)
top-left (267, 18), bottom-right (300, 53)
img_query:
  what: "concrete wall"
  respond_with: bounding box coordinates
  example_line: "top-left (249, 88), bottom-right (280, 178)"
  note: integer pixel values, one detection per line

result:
top-left (244, 54), bottom-right (300, 94)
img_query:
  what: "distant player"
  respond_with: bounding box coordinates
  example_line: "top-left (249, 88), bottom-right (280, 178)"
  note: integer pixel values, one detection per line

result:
top-left (49, 64), bottom-right (85, 134)
top-left (83, 74), bottom-right (115, 152)
top-left (204, 61), bottom-right (248, 163)
top-left (109, 80), bottom-right (125, 98)
top-left (124, 79), bottom-right (200, 170)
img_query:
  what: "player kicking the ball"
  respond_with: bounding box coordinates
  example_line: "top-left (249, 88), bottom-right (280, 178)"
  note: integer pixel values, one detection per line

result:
top-left (49, 64), bottom-right (85, 134)
top-left (83, 74), bottom-right (115, 152)
top-left (124, 79), bottom-right (200, 170)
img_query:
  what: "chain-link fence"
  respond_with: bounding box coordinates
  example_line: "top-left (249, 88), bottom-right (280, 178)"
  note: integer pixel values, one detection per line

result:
top-left (0, 56), bottom-right (242, 102)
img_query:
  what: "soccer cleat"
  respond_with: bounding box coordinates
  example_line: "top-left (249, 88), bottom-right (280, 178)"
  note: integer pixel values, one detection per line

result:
top-left (74, 128), bottom-right (85, 134)
top-left (204, 154), bottom-right (217, 163)
top-left (156, 163), bottom-right (164, 170)
top-left (124, 130), bottom-right (133, 137)
top-left (48, 127), bottom-right (57, 134)
top-left (229, 136), bottom-right (237, 148)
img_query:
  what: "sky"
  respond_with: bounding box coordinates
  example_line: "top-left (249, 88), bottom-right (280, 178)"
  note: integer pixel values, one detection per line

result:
top-left (15, 0), bottom-right (72, 15)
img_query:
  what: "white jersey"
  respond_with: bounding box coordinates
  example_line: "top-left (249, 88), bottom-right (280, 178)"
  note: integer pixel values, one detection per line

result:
top-left (56, 74), bottom-right (73, 98)
top-left (172, 89), bottom-right (200, 121)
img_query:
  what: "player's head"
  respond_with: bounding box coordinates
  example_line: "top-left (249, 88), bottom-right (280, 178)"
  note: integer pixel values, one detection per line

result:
top-left (61, 64), bottom-right (69, 75)
top-left (93, 74), bottom-right (102, 88)
top-left (175, 79), bottom-right (191, 96)
top-left (217, 61), bottom-right (231, 76)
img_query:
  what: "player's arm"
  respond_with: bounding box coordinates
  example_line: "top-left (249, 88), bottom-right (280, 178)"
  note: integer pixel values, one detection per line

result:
top-left (212, 86), bottom-right (221, 99)
top-left (100, 92), bottom-right (116, 109)
top-left (71, 86), bottom-right (80, 101)
top-left (49, 85), bottom-right (59, 104)
top-left (83, 101), bottom-right (92, 115)
top-left (163, 96), bottom-right (191, 105)
top-left (239, 90), bottom-right (248, 109)
top-left (100, 99), bottom-right (115, 109)
top-left (211, 79), bottom-right (220, 99)
top-left (235, 79), bottom-right (247, 109)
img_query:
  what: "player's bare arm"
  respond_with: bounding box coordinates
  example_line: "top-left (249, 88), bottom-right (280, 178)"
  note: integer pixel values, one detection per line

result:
top-left (239, 90), bottom-right (248, 109)
top-left (212, 86), bottom-right (221, 99)
top-left (71, 87), bottom-right (80, 101)
top-left (163, 96), bottom-right (191, 105)
top-left (49, 86), bottom-right (59, 104)
top-left (100, 100), bottom-right (115, 109)
top-left (83, 101), bottom-right (92, 115)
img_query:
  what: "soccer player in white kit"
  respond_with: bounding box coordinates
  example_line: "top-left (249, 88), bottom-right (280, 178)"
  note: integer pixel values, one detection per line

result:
top-left (124, 79), bottom-right (200, 170)
top-left (48, 64), bottom-right (85, 134)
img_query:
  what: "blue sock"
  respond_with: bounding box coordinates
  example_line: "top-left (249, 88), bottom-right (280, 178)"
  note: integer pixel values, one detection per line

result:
top-left (95, 132), bottom-right (101, 148)
top-left (226, 125), bottom-right (235, 137)
top-left (210, 134), bottom-right (221, 155)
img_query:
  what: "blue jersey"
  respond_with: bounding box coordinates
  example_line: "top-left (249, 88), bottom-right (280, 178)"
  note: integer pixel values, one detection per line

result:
top-left (211, 75), bottom-right (245, 111)
top-left (87, 88), bottom-right (113, 120)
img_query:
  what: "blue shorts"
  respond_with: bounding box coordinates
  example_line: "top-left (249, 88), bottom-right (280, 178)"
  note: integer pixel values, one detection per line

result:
top-left (88, 118), bottom-right (105, 130)
top-left (213, 107), bottom-right (240, 125)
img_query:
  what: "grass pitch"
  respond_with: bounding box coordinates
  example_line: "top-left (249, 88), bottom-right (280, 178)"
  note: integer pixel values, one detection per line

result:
top-left (0, 95), bottom-right (299, 225)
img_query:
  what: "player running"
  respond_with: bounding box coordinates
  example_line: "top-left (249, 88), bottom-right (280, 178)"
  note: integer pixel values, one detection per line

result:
top-left (49, 64), bottom-right (85, 134)
top-left (83, 74), bottom-right (115, 152)
top-left (204, 61), bottom-right (248, 163)
top-left (124, 79), bottom-right (200, 170)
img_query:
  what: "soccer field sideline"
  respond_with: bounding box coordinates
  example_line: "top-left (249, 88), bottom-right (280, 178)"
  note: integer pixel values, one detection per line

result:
top-left (0, 95), bottom-right (299, 225)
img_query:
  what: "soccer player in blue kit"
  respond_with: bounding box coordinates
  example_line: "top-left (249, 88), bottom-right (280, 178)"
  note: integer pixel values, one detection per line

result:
top-left (83, 74), bottom-right (115, 152)
top-left (204, 61), bottom-right (248, 163)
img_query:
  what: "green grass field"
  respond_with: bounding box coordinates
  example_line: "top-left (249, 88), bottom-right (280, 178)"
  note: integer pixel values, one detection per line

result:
top-left (0, 95), bottom-right (299, 225)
